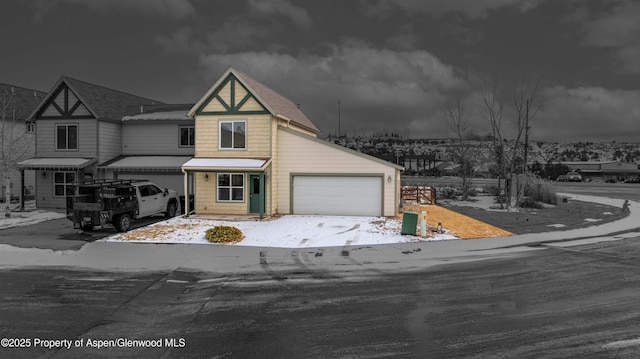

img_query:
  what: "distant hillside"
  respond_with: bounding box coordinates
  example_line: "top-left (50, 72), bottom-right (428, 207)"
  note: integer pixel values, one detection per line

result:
top-left (324, 135), bottom-right (640, 166)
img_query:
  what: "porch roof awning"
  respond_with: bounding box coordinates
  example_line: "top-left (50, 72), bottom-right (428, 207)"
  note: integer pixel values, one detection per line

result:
top-left (16, 157), bottom-right (96, 171)
top-left (182, 158), bottom-right (271, 172)
top-left (101, 156), bottom-right (192, 172)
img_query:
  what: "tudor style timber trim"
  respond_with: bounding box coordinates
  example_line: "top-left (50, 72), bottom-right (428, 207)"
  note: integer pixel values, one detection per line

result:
top-left (195, 74), bottom-right (269, 116)
top-left (36, 83), bottom-right (94, 119)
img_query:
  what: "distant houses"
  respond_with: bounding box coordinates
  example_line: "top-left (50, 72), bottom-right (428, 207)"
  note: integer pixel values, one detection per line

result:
top-left (560, 161), bottom-right (640, 182)
top-left (0, 83), bottom-right (46, 203)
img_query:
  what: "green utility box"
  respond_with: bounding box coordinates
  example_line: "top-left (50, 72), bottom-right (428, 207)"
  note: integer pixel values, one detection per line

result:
top-left (401, 212), bottom-right (418, 235)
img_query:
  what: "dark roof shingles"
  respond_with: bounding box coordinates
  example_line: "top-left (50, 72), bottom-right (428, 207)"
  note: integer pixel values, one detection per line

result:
top-left (0, 83), bottom-right (47, 120)
top-left (233, 69), bottom-right (319, 132)
top-left (63, 77), bottom-right (163, 120)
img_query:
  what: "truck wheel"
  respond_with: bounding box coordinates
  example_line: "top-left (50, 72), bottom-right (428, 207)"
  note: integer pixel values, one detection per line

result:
top-left (165, 200), bottom-right (177, 219)
top-left (115, 213), bottom-right (132, 232)
top-left (81, 224), bottom-right (94, 231)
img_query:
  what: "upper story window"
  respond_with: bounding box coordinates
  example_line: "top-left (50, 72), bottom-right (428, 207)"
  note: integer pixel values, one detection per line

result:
top-left (26, 121), bottom-right (35, 133)
top-left (180, 126), bottom-right (195, 147)
top-left (56, 124), bottom-right (78, 150)
top-left (219, 120), bottom-right (246, 149)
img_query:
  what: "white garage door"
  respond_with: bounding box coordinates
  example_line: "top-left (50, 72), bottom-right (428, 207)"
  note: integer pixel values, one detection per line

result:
top-left (292, 176), bottom-right (382, 216)
top-left (117, 174), bottom-right (184, 196)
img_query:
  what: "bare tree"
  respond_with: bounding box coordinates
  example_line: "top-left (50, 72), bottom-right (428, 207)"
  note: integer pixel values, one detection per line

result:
top-left (478, 74), bottom-right (542, 208)
top-left (511, 78), bottom-right (540, 204)
top-left (1, 87), bottom-right (33, 217)
top-left (442, 98), bottom-right (474, 200)
top-left (479, 76), bottom-right (509, 208)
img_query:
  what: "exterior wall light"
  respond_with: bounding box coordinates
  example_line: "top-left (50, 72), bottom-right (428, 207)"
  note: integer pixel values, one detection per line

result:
top-left (387, 175), bottom-right (392, 183)
top-left (204, 173), bottom-right (209, 181)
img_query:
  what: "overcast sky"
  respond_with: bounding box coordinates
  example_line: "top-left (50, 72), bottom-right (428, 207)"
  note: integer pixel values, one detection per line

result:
top-left (1, 0), bottom-right (639, 142)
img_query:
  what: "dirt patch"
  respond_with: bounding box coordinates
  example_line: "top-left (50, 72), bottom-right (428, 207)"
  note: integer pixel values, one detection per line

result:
top-left (440, 199), bottom-right (628, 235)
top-left (402, 203), bottom-right (513, 239)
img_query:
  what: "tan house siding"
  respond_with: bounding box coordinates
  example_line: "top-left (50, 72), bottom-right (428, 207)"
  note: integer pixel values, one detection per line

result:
top-left (194, 172), bottom-right (250, 215)
top-left (194, 114), bottom-right (272, 158)
top-left (35, 119), bottom-right (98, 158)
top-left (122, 121), bottom-right (195, 156)
top-left (98, 121), bottom-right (121, 163)
top-left (276, 118), bottom-right (318, 137)
top-left (35, 168), bottom-right (93, 208)
top-left (277, 127), bottom-right (400, 216)
top-left (270, 120), bottom-right (279, 214)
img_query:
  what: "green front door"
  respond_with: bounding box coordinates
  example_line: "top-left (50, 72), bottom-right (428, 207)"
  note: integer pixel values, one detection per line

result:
top-left (249, 174), bottom-right (263, 213)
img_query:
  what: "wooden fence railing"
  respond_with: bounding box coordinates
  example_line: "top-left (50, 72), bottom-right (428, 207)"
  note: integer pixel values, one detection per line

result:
top-left (401, 186), bottom-right (436, 205)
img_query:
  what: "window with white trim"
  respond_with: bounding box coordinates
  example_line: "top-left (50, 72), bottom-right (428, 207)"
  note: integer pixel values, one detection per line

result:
top-left (53, 172), bottom-right (75, 197)
top-left (56, 124), bottom-right (78, 150)
top-left (219, 120), bottom-right (246, 149)
top-left (26, 121), bottom-right (35, 133)
top-left (179, 126), bottom-right (195, 147)
top-left (217, 173), bottom-right (244, 202)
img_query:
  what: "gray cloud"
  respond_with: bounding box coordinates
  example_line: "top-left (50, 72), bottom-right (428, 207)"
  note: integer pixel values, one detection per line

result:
top-left (197, 42), bottom-right (468, 137)
top-left (31, 0), bottom-right (195, 21)
top-left (581, 0), bottom-right (640, 73)
top-left (534, 86), bottom-right (640, 142)
top-left (247, 0), bottom-right (312, 28)
top-left (366, 0), bottom-right (547, 19)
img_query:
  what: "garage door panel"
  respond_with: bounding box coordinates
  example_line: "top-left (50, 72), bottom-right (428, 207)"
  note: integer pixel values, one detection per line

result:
top-left (293, 176), bottom-right (381, 216)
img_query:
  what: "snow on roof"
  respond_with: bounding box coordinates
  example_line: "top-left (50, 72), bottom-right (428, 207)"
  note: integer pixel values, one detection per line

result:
top-left (103, 156), bottom-right (192, 170)
top-left (17, 157), bottom-right (96, 170)
top-left (182, 158), bottom-right (270, 170)
top-left (122, 110), bottom-right (191, 121)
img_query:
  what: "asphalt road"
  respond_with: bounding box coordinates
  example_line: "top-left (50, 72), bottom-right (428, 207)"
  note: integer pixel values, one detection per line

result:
top-left (1, 181), bottom-right (640, 358)
top-left (0, 215), bottom-right (170, 251)
top-left (2, 236), bottom-right (640, 358)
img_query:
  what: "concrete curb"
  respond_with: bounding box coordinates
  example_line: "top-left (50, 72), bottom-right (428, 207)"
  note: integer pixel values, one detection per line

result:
top-left (0, 194), bottom-right (638, 274)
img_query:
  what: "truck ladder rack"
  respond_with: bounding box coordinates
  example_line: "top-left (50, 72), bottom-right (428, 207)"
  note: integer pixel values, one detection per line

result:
top-left (75, 178), bottom-right (148, 186)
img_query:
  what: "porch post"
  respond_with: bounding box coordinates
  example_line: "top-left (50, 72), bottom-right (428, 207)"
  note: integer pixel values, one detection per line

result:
top-left (20, 169), bottom-right (25, 211)
top-left (259, 172), bottom-right (265, 219)
top-left (184, 170), bottom-right (190, 217)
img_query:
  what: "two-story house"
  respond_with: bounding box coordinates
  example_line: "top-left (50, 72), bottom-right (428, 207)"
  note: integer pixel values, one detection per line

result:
top-left (1, 83), bottom-right (46, 204)
top-left (0, 83), bottom-right (46, 205)
top-left (182, 67), bottom-right (403, 218)
top-left (101, 103), bottom-right (194, 195)
top-left (17, 77), bottom-right (162, 209)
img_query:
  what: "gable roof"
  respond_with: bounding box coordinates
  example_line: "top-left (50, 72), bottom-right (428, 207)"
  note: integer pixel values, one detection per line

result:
top-left (29, 76), bottom-right (163, 121)
top-left (189, 67), bottom-right (319, 133)
top-left (0, 83), bottom-right (47, 120)
top-left (279, 126), bottom-right (404, 170)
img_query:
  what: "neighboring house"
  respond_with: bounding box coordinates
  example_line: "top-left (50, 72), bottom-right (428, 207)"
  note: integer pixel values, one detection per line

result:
top-left (17, 77), bottom-right (162, 209)
top-left (182, 67), bottom-right (403, 218)
top-left (101, 103), bottom-right (194, 195)
top-left (561, 161), bottom-right (640, 181)
top-left (0, 83), bottom-right (46, 202)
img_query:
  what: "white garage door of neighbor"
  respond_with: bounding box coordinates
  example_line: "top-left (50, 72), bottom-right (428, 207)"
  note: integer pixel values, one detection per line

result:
top-left (117, 174), bottom-right (184, 196)
top-left (293, 176), bottom-right (382, 216)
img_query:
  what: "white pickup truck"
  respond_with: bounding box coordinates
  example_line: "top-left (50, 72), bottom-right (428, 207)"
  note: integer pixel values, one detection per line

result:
top-left (66, 179), bottom-right (181, 232)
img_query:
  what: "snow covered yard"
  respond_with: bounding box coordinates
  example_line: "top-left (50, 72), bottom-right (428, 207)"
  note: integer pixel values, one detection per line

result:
top-left (0, 203), bottom-right (66, 230)
top-left (105, 215), bottom-right (458, 248)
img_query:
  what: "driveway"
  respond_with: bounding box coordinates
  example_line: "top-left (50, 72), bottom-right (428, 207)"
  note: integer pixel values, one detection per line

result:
top-left (0, 216), bottom-right (170, 251)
